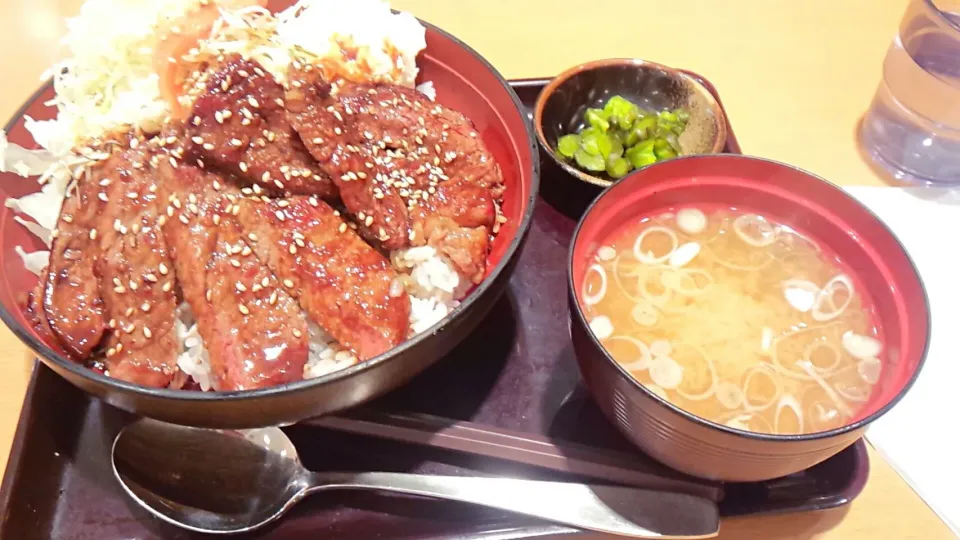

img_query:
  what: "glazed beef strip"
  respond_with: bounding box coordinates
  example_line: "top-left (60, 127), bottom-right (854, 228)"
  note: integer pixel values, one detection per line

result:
top-left (181, 55), bottom-right (336, 199)
top-left (235, 195), bottom-right (410, 360)
top-left (90, 146), bottom-right (179, 388)
top-left (285, 65), bottom-right (504, 283)
top-left (42, 151), bottom-right (114, 358)
top-left (159, 164), bottom-right (309, 390)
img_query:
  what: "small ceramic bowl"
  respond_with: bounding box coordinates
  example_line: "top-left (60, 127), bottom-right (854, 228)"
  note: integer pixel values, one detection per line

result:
top-left (535, 58), bottom-right (727, 188)
top-left (567, 154), bottom-right (929, 482)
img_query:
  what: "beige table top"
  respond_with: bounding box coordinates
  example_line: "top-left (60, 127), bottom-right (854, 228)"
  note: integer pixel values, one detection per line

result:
top-left (0, 0), bottom-right (953, 538)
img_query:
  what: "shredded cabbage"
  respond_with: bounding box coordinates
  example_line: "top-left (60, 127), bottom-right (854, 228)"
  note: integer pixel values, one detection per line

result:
top-left (14, 247), bottom-right (49, 277)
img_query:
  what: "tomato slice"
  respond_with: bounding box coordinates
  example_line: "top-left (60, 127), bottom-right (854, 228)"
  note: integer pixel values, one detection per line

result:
top-left (153, 0), bottom-right (268, 119)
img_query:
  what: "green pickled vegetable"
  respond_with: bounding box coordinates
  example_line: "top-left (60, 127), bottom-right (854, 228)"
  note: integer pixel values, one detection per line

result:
top-left (556, 96), bottom-right (690, 178)
top-left (585, 108), bottom-right (610, 132)
top-left (580, 127), bottom-right (602, 155)
top-left (574, 148), bottom-right (606, 172)
top-left (607, 136), bottom-right (624, 159)
top-left (606, 156), bottom-right (630, 178)
top-left (603, 95), bottom-right (639, 129)
top-left (658, 110), bottom-right (679, 124)
top-left (626, 143), bottom-right (657, 169)
top-left (557, 134), bottom-right (580, 158)
top-left (653, 138), bottom-right (677, 160)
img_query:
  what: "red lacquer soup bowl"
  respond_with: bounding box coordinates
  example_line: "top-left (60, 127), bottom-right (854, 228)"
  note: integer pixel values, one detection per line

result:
top-left (0, 15), bottom-right (539, 428)
top-left (567, 154), bottom-right (929, 482)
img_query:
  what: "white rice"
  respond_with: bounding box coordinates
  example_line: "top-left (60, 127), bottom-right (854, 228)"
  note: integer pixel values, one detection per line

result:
top-left (1, 0), bottom-right (473, 388)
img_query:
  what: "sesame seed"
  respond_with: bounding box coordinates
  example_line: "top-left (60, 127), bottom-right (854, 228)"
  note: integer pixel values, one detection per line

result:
top-left (283, 279), bottom-right (294, 288)
top-left (115, 343), bottom-right (123, 354)
top-left (213, 214), bottom-right (221, 225)
top-left (338, 222), bottom-right (347, 233)
top-left (241, 245), bottom-right (251, 256)
top-left (365, 215), bottom-right (373, 227)
top-left (89, 229), bottom-right (98, 240)
top-left (162, 281), bottom-right (173, 292)
top-left (277, 199), bottom-right (289, 208)
top-left (191, 136), bottom-right (204, 144)
top-left (192, 116), bottom-right (202, 126)
top-left (236, 282), bottom-right (247, 292)
top-left (308, 197), bottom-right (319, 207)
top-left (159, 263), bottom-right (168, 275)
top-left (288, 244), bottom-right (297, 254)
top-left (230, 138), bottom-right (243, 147)
top-left (98, 193), bottom-right (109, 202)
top-left (206, 289), bottom-right (212, 302)
top-left (275, 210), bottom-right (285, 221)
top-left (230, 259), bottom-right (241, 268)
top-left (248, 96), bottom-right (260, 108)
top-left (99, 178), bottom-right (111, 186)
top-left (274, 179), bottom-right (284, 189)
top-left (144, 273), bottom-right (158, 283)
top-left (334, 127), bottom-right (342, 135)
top-left (179, 214), bottom-right (189, 224)
top-left (114, 286), bottom-right (126, 294)
top-left (239, 162), bottom-right (248, 172)
top-left (269, 291), bottom-right (278, 305)
top-left (63, 215), bottom-right (74, 223)
top-left (128, 281), bottom-right (139, 291)
top-left (295, 238), bottom-right (305, 247)
top-left (203, 143), bottom-right (215, 151)
top-left (143, 327), bottom-right (152, 338)
top-left (238, 304), bottom-right (250, 315)
top-left (311, 137), bottom-right (324, 144)
top-left (333, 111), bottom-right (343, 121)
top-left (248, 233), bottom-right (258, 242)
top-left (293, 328), bottom-right (302, 338)
top-left (232, 205), bottom-right (240, 216)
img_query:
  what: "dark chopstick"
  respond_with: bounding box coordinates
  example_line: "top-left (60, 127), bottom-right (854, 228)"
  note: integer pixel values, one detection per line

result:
top-left (302, 410), bottom-right (722, 502)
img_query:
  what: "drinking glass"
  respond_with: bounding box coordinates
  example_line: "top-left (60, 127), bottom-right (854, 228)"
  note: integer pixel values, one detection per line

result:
top-left (859, 0), bottom-right (960, 184)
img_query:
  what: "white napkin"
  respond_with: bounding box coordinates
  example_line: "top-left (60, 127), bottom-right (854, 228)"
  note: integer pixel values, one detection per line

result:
top-left (845, 186), bottom-right (960, 536)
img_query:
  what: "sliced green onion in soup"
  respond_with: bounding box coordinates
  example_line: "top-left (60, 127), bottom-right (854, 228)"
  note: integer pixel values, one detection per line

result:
top-left (676, 208), bottom-right (708, 235)
top-left (732, 213), bottom-right (777, 247)
top-left (842, 330), bottom-right (883, 360)
top-left (811, 274), bottom-right (854, 322)
top-left (633, 225), bottom-right (679, 264)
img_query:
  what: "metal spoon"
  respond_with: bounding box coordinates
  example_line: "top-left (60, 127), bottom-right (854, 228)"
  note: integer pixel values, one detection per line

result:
top-left (112, 418), bottom-right (720, 538)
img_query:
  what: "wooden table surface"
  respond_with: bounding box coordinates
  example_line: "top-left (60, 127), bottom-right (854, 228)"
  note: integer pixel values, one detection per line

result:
top-left (0, 0), bottom-right (953, 538)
